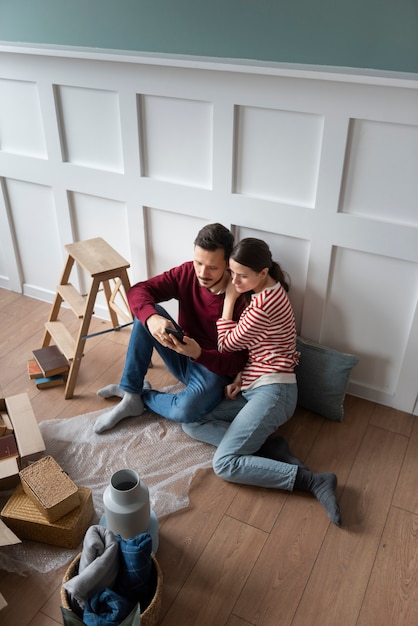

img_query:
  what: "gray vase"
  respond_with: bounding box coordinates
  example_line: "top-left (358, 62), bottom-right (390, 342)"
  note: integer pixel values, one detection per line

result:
top-left (103, 469), bottom-right (150, 540)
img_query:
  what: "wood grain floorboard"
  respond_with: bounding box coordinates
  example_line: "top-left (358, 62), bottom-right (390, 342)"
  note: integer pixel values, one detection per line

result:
top-left (392, 418), bottom-right (418, 515)
top-left (357, 506), bottom-right (418, 626)
top-left (160, 515), bottom-right (267, 626)
top-left (232, 495), bottom-right (330, 626)
top-left (290, 425), bottom-right (408, 626)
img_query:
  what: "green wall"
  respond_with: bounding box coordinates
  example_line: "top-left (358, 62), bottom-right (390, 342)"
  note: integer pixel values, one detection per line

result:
top-left (1, 0), bottom-right (417, 74)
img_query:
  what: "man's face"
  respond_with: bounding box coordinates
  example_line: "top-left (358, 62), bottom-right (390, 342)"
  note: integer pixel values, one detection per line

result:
top-left (193, 245), bottom-right (228, 290)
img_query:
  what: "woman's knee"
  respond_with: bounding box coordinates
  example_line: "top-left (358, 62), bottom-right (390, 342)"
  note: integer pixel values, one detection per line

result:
top-left (212, 450), bottom-right (233, 481)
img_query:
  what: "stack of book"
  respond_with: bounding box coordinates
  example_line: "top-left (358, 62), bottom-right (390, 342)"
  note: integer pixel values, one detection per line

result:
top-left (27, 346), bottom-right (70, 389)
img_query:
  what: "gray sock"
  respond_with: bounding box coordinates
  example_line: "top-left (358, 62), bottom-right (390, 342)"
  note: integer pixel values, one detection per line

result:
top-left (97, 384), bottom-right (125, 399)
top-left (97, 381), bottom-right (152, 399)
top-left (94, 392), bottom-right (144, 434)
top-left (294, 469), bottom-right (342, 526)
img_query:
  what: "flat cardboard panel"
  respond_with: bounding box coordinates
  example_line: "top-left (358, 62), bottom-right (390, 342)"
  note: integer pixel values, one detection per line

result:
top-left (0, 456), bottom-right (19, 481)
top-left (0, 394), bottom-right (46, 489)
top-left (0, 517), bottom-right (21, 546)
top-left (5, 394), bottom-right (46, 459)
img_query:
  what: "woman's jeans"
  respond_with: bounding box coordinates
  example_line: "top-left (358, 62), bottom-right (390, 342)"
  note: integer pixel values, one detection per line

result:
top-left (120, 307), bottom-right (230, 422)
top-left (183, 382), bottom-right (298, 490)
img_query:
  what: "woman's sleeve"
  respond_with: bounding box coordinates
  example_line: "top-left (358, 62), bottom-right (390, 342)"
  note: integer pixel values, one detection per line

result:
top-left (217, 305), bottom-right (270, 352)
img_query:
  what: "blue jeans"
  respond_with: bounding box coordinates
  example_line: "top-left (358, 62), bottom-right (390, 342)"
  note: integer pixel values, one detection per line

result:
top-left (182, 382), bottom-right (298, 490)
top-left (120, 307), bottom-right (230, 422)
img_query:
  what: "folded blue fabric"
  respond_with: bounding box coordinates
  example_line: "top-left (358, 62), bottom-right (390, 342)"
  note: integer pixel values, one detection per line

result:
top-left (113, 533), bottom-right (153, 606)
top-left (83, 588), bottom-right (134, 626)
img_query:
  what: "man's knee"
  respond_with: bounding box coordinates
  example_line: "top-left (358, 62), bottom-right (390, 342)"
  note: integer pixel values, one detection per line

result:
top-left (169, 404), bottom-right (202, 423)
top-left (182, 422), bottom-right (200, 437)
top-left (170, 394), bottom-right (213, 423)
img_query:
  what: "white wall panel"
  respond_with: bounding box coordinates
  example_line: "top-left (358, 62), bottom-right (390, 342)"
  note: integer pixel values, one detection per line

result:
top-left (340, 119), bottom-right (418, 226)
top-left (55, 85), bottom-right (124, 172)
top-left (140, 95), bottom-right (213, 188)
top-left (0, 46), bottom-right (417, 413)
top-left (0, 178), bottom-right (20, 290)
top-left (0, 78), bottom-right (47, 158)
top-left (70, 192), bottom-right (129, 252)
top-left (322, 247), bottom-right (418, 398)
top-left (234, 106), bottom-right (324, 207)
top-left (4, 178), bottom-right (62, 298)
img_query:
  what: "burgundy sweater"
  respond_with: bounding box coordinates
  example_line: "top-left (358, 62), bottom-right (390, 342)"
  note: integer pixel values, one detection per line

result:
top-left (127, 261), bottom-right (248, 378)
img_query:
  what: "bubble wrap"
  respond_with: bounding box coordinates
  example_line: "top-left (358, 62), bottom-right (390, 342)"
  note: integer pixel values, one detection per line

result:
top-left (0, 393), bottom-right (213, 574)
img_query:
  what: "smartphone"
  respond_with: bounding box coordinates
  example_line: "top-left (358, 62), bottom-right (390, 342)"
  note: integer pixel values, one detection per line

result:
top-left (165, 326), bottom-right (186, 344)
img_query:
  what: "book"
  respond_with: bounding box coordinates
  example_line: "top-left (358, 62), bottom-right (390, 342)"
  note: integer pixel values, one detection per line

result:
top-left (0, 434), bottom-right (19, 460)
top-left (35, 374), bottom-right (66, 389)
top-left (32, 345), bottom-right (70, 377)
top-left (27, 358), bottom-right (43, 380)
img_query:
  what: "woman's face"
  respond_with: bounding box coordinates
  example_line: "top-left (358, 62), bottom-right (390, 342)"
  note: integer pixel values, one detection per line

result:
top-left (229, 259), bottom-right (268, 294)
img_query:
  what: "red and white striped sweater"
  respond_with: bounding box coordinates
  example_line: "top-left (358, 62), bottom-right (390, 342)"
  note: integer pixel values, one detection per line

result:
top-left (216, 282), bottom-right (299, 389)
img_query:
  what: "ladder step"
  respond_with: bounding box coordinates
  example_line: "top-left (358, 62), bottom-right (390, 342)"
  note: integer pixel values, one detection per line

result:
top-left (56, 284), bottom-right (87, 318)
top-left (45, 321), bottom-right (77, 361)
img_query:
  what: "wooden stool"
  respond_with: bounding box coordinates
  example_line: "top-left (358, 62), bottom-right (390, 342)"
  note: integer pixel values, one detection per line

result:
top-left (42, 237), bottom-right (132, 399)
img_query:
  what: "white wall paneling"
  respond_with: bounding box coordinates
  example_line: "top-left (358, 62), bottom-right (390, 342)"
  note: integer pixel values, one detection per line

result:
top-left (55, 85), bottom-right (124, 173)
top-left (0, 78), bottom-right (47, 158)
top-left (0, 46), bottom-right (417, 413)
top-left (340, 118), bottom-right (418, 226)
top-left (234, 105), bottom-right (324, 207)
top-left (139, 95), bottom-right (213, 188)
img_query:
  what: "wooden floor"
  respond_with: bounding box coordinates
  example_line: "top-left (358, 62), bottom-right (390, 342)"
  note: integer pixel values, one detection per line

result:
top-left (0, 288), bottom-right (417, 626)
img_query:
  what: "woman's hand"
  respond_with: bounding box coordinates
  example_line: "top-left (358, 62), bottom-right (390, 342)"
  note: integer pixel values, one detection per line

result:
top-left (225, 372), bottom-right (242, 399)
top-left (224, 275), bottom-right (240, 301)
top-left (222, 274), bottom-right (240, 320)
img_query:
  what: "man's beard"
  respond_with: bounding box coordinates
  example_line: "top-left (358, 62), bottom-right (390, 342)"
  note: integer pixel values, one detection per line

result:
top-left (198, 273), bottom-right (225, 290)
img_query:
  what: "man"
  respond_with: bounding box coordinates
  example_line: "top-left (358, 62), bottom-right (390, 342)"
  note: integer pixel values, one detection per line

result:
top-left (94, 223), bottom-right (248, 433)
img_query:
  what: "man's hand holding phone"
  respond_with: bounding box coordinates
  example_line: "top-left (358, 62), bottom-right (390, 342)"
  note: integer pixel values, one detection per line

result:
top-left (165, 326), bottom-right (186, 344)
top-left (165, 326), bottom-right (202, 360)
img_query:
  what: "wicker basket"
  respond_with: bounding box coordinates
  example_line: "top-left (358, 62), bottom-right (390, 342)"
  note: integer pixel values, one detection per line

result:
top-left (61, 552), bottom-right (163, 626)
top-left (19, 455), bottom-right (80, 522)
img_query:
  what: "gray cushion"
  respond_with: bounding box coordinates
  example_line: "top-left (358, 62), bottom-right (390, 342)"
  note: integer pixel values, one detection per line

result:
top-left (295, 336), bottom-right (359, 421)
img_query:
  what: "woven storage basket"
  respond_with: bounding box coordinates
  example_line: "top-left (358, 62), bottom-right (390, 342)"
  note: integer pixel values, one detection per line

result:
top-left (1, 484), bottom-right (93, 549)
top-left (19, 455), bottom-right (80, 522)
top-left (61, 551), bottom-right (163, 626)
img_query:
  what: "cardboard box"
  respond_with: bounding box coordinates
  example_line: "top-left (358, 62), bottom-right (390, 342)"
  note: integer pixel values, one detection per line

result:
top-left (0, 517), bottom-right (21, 547)
top-left (0, 591), bottom-right (8, 610)
top-left (1, 484), bottom-right (94, 549)
top-left (0, 412), bottom-right (13, 436)
top-left (19, 455), bottom-right (80, 522)
top-left (0, 394), bottom-right (46, 490)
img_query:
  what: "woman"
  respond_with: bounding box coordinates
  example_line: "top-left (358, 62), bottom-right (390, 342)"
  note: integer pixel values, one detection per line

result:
top-left (183, 238), bottom-right (341, 526)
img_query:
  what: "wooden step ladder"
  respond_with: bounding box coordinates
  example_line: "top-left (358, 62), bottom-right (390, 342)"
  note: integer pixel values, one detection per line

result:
top-left (42, 237), bottom-right (132, 399)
